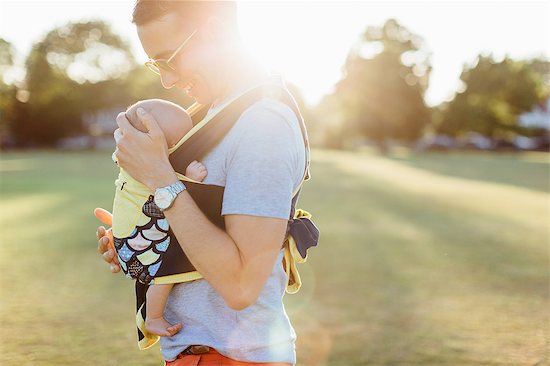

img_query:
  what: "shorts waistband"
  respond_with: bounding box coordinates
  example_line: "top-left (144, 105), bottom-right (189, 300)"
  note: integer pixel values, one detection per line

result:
top-left (164, 346), bottom-right (293, 366)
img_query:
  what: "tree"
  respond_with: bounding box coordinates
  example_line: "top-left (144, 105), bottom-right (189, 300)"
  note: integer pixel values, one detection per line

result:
top-left (320, 19), bottom-right (432, 152)
top-left (528, 58), bottom-right (550, 87)
top-left (0, 38), bottom-right (16, 147)
top-left (0, 38), bottom-right (14, 69)
top-left (12, 21), bottom-right (135, 146)
top-left (435, 56), bottom-right (549, 139)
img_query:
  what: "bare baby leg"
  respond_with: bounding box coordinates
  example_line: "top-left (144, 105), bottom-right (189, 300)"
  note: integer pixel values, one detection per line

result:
top-left (145, 283), bottom-right (182, 337)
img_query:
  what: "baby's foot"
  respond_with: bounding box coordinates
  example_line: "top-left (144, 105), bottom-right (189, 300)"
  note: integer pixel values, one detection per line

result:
top-left (145, 317), bottom-right (182, 337)
top-left (185, 160), bottom-right (208, 182)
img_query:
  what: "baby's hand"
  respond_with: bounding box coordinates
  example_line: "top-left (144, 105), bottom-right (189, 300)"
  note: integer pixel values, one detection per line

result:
top-left (185, 160), bottom-right (207, 182)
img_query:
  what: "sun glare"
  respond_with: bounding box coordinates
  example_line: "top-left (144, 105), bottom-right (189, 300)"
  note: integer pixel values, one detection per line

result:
top-left (1, 1), bottom-right (548, 106)
top-left (237, 2), bottom-right (360, 104)
top-left (237, 1), bottom-right (549, 107)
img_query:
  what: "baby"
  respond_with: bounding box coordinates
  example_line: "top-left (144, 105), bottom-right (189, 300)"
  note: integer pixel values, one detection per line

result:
top-left (113, 99), bottom-right (207, 338)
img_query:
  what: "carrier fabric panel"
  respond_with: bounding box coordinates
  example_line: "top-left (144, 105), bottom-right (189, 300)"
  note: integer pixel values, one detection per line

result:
top-left (155, 181), bottom-right (225, 278)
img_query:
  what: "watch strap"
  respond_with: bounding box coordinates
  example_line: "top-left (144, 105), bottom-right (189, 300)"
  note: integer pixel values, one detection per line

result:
top-left (167, 181), bottom-right (186, 195)
top-left (154, 181), bottom-right (186, 211)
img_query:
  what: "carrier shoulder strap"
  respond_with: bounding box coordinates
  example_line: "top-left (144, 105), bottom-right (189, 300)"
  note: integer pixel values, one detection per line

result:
top-left (169, 83), bottom-right (311, 185)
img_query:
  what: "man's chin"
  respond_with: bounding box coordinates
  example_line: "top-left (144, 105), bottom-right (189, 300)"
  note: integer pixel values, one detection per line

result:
top-left (182, 83), bottom-right (214, 105)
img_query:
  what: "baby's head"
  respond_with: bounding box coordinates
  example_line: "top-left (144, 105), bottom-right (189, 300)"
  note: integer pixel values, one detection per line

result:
top-left (125, 99), bottom-right (193, 148)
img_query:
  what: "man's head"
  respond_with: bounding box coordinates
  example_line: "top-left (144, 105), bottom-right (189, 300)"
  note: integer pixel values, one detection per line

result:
top-left (133, 1), bottom-right (242, 105)
top-left (125, 99), bottom-right (193, 148)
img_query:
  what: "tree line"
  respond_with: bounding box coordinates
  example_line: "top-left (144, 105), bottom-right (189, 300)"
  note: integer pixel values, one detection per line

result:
top-left (0, 21), bottom-right (194, 147)
top-left (0, 19), bottom-right (548, 150)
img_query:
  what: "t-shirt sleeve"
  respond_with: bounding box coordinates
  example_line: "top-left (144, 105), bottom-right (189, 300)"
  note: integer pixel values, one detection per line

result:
top-left (221, 102), bottom-right (300, 219)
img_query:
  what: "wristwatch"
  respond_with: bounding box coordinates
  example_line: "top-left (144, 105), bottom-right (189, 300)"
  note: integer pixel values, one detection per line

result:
top-left (153, 181), bottom-right (186, 211)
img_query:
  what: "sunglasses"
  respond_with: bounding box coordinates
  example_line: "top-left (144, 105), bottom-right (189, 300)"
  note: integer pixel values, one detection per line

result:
top-left (144, 29), bottom-right (198, 75)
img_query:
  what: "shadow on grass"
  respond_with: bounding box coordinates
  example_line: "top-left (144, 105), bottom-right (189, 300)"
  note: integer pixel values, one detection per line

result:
top-left (307, 157), bottom-right (548, 297)
top-left (386, 151), bottom-right (550, 193)
top-left (296, 157), bottom-right (549, 365)
top-left (0, 171), bottom-right (161, 364)
top-left (2, 150), bottom-right (547, 365)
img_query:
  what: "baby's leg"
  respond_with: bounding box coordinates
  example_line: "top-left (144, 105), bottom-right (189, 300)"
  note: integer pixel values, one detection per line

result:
top-left (145, 283), bottom-right (182, 337)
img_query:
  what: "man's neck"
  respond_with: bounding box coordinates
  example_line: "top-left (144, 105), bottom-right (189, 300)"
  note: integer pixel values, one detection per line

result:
top-left (212, 52), bottom-right (270, 107)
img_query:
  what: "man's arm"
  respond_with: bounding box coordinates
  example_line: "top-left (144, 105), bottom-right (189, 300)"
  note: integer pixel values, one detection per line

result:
top-left (96, 199), bottom-right (286, 309)
top-left (113, 105), bottom-right (299, 310)
top-left (159, 187), bottom-right (288, 310)
top-left (95, 208), bottom-right (120, 273)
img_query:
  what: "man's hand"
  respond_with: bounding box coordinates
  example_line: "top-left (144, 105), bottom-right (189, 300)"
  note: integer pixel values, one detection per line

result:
top-left (94, 208), bottom-right (120, 273)
top-left (114, 108), bottom-right (178, 192)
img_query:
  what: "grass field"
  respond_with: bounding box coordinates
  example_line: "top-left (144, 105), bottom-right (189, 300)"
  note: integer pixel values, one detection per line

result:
top-left (0, 149), bottom-right (548, 365)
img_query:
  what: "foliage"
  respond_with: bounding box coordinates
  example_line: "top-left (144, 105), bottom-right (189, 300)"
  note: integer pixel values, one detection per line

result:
top-left (0, 38), bottom-right (14, 69)
top-left (3, 18), bottom-right (548, 149)
top-left (435, 56), bottom-right (549, 139)
top-left (318, 19), bottom-right (432, 152)
top-left (10, 21), bottom-right (136, 146)
top-left (0, 38), bottom-right (16, 145)
top-left (3, 20), bottom-right (200, 147)
top-left (528, 58), bottom-right (550, 87)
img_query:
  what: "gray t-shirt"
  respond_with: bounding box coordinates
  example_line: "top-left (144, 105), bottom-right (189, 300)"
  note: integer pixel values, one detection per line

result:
top-left (160, 96), bottom-right (306, 364)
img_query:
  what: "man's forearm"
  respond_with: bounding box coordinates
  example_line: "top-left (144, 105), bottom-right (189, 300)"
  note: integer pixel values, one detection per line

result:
top-left (161, 189), bottom-right (248, 306)
top-left (145, 169), bottom-right (286, 310)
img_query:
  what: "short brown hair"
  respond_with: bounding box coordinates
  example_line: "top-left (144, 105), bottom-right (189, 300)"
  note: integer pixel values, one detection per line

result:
top-left (132, 0), bottom-right (237, 30)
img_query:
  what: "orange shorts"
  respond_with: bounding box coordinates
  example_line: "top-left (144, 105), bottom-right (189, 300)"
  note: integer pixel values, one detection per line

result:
top-left (164, 348), bottom-right (293, 366)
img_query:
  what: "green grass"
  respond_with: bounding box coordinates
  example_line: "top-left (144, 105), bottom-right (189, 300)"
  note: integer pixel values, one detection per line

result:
top-left (0, 149), bottom-right (548, 365)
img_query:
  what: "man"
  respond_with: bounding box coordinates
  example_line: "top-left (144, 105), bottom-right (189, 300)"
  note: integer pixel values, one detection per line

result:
top-left (96, 1), bottom-right (306, 364)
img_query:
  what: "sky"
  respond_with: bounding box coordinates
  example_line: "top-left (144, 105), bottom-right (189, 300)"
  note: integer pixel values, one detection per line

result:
top-left (0, 1), bottom-right (548, 107)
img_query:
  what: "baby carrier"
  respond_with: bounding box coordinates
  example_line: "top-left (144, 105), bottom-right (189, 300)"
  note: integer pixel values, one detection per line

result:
top-left (112, 80), bottom-right (320, 350)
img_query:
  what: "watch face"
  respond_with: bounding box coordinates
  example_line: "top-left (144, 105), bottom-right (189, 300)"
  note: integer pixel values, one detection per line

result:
top-left (154, 188), bottom-right (173, 210)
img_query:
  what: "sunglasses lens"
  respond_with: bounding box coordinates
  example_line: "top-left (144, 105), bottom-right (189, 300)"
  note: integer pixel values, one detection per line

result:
top-left (145, 60), bottom-right (175, 75)
top-left (145, 61), bottom-right (160, 75)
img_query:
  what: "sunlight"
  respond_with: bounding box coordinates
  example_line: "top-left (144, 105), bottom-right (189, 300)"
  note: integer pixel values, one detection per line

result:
top-left (237, 2), bottom-right (360, 104)
top-left (237, 1), bottom-right (549, 106)
top-left (1, 1), bottom-right (548, 106)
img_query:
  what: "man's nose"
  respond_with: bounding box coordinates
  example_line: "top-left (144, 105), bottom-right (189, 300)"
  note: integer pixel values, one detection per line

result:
top-left (159, 69), bottom-right (179, 89)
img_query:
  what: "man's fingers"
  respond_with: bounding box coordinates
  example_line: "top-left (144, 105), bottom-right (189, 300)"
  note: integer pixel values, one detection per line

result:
top-left (94, 208), bottom-right (113, 226)
top-left (95, 210), bottom-right (120, 273)
top-left (136, 108), bottom-right (162, 137)
top-left (102, 248), bottom-right (114, 262)
top-left (116, 111), bottom-right (133, 132)
top-left (101, 242), bottom-right (119, 264)
top-left (114, 128), bottom-right (123, 144)
top-left (96, 226), bottom-right (105, 240)
top-left (110, 263), bottom-right (121, 273)
top-left (98, 235), bottom-right (110, 254)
